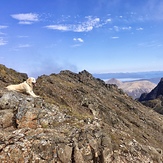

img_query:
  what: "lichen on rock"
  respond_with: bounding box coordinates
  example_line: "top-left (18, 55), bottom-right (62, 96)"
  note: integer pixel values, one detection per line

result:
top-left (0, 64), bottom-right (163, 162)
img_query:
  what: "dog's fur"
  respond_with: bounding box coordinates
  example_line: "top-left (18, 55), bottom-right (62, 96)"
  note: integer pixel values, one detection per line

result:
top-left (6, 77), bottom-right (39, 98)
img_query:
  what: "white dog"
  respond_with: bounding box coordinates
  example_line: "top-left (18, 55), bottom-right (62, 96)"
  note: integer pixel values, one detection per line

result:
top-left (6, 77), bottom-right (39, 98)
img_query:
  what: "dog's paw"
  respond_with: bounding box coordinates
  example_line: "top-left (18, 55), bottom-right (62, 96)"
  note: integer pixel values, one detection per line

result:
top-left (33, 95), bottom-right (40, 98)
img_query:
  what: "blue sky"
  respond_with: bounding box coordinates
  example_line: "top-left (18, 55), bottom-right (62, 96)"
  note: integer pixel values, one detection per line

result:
top-left (0, 0), bottom-right (163, 77)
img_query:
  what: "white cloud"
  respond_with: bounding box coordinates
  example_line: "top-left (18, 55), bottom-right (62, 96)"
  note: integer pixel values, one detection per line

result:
top-left (46, 25), bottom-right (70, 31)
top-left (74, 24), bottom-right (93, 32)
top-left (122, 26), bottom-right (132, 30)
top-left (77, 38), bottom-right (84, 43)
top-left (111, 36), bottom-right (119, 39)
top-left (143, 0), bottom-right (163, 20)
top-left (11, 13), bottom-right (39, 24)
top-left (18, 35), bottom-right (29, 38)
top-left (136, 27), bottom-right (143, 31)
top-left (73, 38), bottom-right (84, 43)
top-left (113, 26), bottom-right (119, 32)
top-left (45, 16), bottom-right (103, 32)
top-left (0, 38), bottom-right (7, 46)
top-left (71, 44), bottom-right (82, 48)
top-left (138, 40), bottom-right (162, 48)
top-left (19, 21), bottom-right (33, 25)
top-left (0, 26), bottom-right (8, 35)
top-left (18, 44), bottom-right (31, 48)
top-left (106, 18), bottom-right (112, 22)
top-left (113, 26), bottom-right (132, 32)
top-left (0, 25), bottom-right (8, 29)
top-left (0, 32), bottom-right (5, 35)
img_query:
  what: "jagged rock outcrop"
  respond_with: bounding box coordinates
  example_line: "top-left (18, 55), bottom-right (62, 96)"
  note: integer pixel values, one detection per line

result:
top-left (106, 78), bottom-right (156, 99)
top-left (0, 64), bottom-right (27, 87)
top-left (139, 78), bottom-right (163, 101)
top-left (139, 78), bottom-right (163, 114)
top-left (0, 64), bottom-right (163, 162)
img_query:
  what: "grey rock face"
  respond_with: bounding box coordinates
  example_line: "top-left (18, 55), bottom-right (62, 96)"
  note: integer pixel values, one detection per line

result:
top-left (0, 66), bottom-right (163, 162)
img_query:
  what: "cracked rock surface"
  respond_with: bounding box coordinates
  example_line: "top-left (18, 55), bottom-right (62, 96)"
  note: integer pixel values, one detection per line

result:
top-left (0, 64), bottom-right (163, 162)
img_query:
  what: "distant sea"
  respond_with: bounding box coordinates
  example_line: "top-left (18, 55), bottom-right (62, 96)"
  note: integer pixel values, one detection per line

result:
top-left (93, 71), bottom-right (163, 84)
top-left (103, 78), bottom-right (143, 82)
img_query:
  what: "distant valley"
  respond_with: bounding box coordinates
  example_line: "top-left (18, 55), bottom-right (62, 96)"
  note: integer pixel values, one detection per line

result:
top-left (106, 78), bottom-right (156, 99)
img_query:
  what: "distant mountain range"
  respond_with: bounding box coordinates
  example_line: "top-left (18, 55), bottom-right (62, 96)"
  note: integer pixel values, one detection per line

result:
top-left (106, 78), bottom-right (156, 99)
top-left (93, 71), bottom-right (163, 84)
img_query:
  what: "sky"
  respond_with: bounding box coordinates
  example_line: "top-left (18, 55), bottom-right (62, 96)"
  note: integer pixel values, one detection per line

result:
top-left (1, 0), bottom-right (163, 77)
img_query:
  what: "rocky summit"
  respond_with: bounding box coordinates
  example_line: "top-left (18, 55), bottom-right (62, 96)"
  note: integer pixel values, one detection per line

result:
top-left (0, 64), bottom-right (163, 163)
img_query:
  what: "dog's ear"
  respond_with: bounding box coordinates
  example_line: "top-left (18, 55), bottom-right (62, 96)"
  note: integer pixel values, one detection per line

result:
top-left (26, 78), bottom-right (32, 85)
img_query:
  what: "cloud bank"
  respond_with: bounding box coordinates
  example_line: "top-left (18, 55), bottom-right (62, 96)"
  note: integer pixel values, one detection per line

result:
top-left (45, 16), bottom-right (105, 32)
top-left (18, 44), bottom-right (31, 48)
top-left (11, 13), bottom-right (39, 24)
top-left (0, 25), bottom-right (8, 29)
top-left (0, 38), bottom-right (7, 46)
top-left (73, 38), bottom-right (84, 43)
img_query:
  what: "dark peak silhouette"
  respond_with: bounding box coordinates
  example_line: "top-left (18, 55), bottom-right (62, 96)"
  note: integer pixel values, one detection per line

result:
top-left (139, 77), bottom-right (163, 101)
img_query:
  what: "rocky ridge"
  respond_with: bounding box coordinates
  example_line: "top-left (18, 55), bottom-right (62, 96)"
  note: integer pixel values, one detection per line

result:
top-left (0, 64), bottom-right (163, 162)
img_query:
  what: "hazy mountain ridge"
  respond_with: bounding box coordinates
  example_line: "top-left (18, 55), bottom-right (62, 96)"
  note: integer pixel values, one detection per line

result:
top-left (0, 64), bottom-right (163, 162)
top-left (106, 78), bottom-right (156, 99)
top-left (136, 78), bottom-right (161, 84)
top-left (93, 71), bottom-right (163, 84)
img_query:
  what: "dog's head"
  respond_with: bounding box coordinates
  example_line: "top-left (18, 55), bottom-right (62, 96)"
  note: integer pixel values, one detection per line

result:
top-left (26, 77), bottom-right (37, 87)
